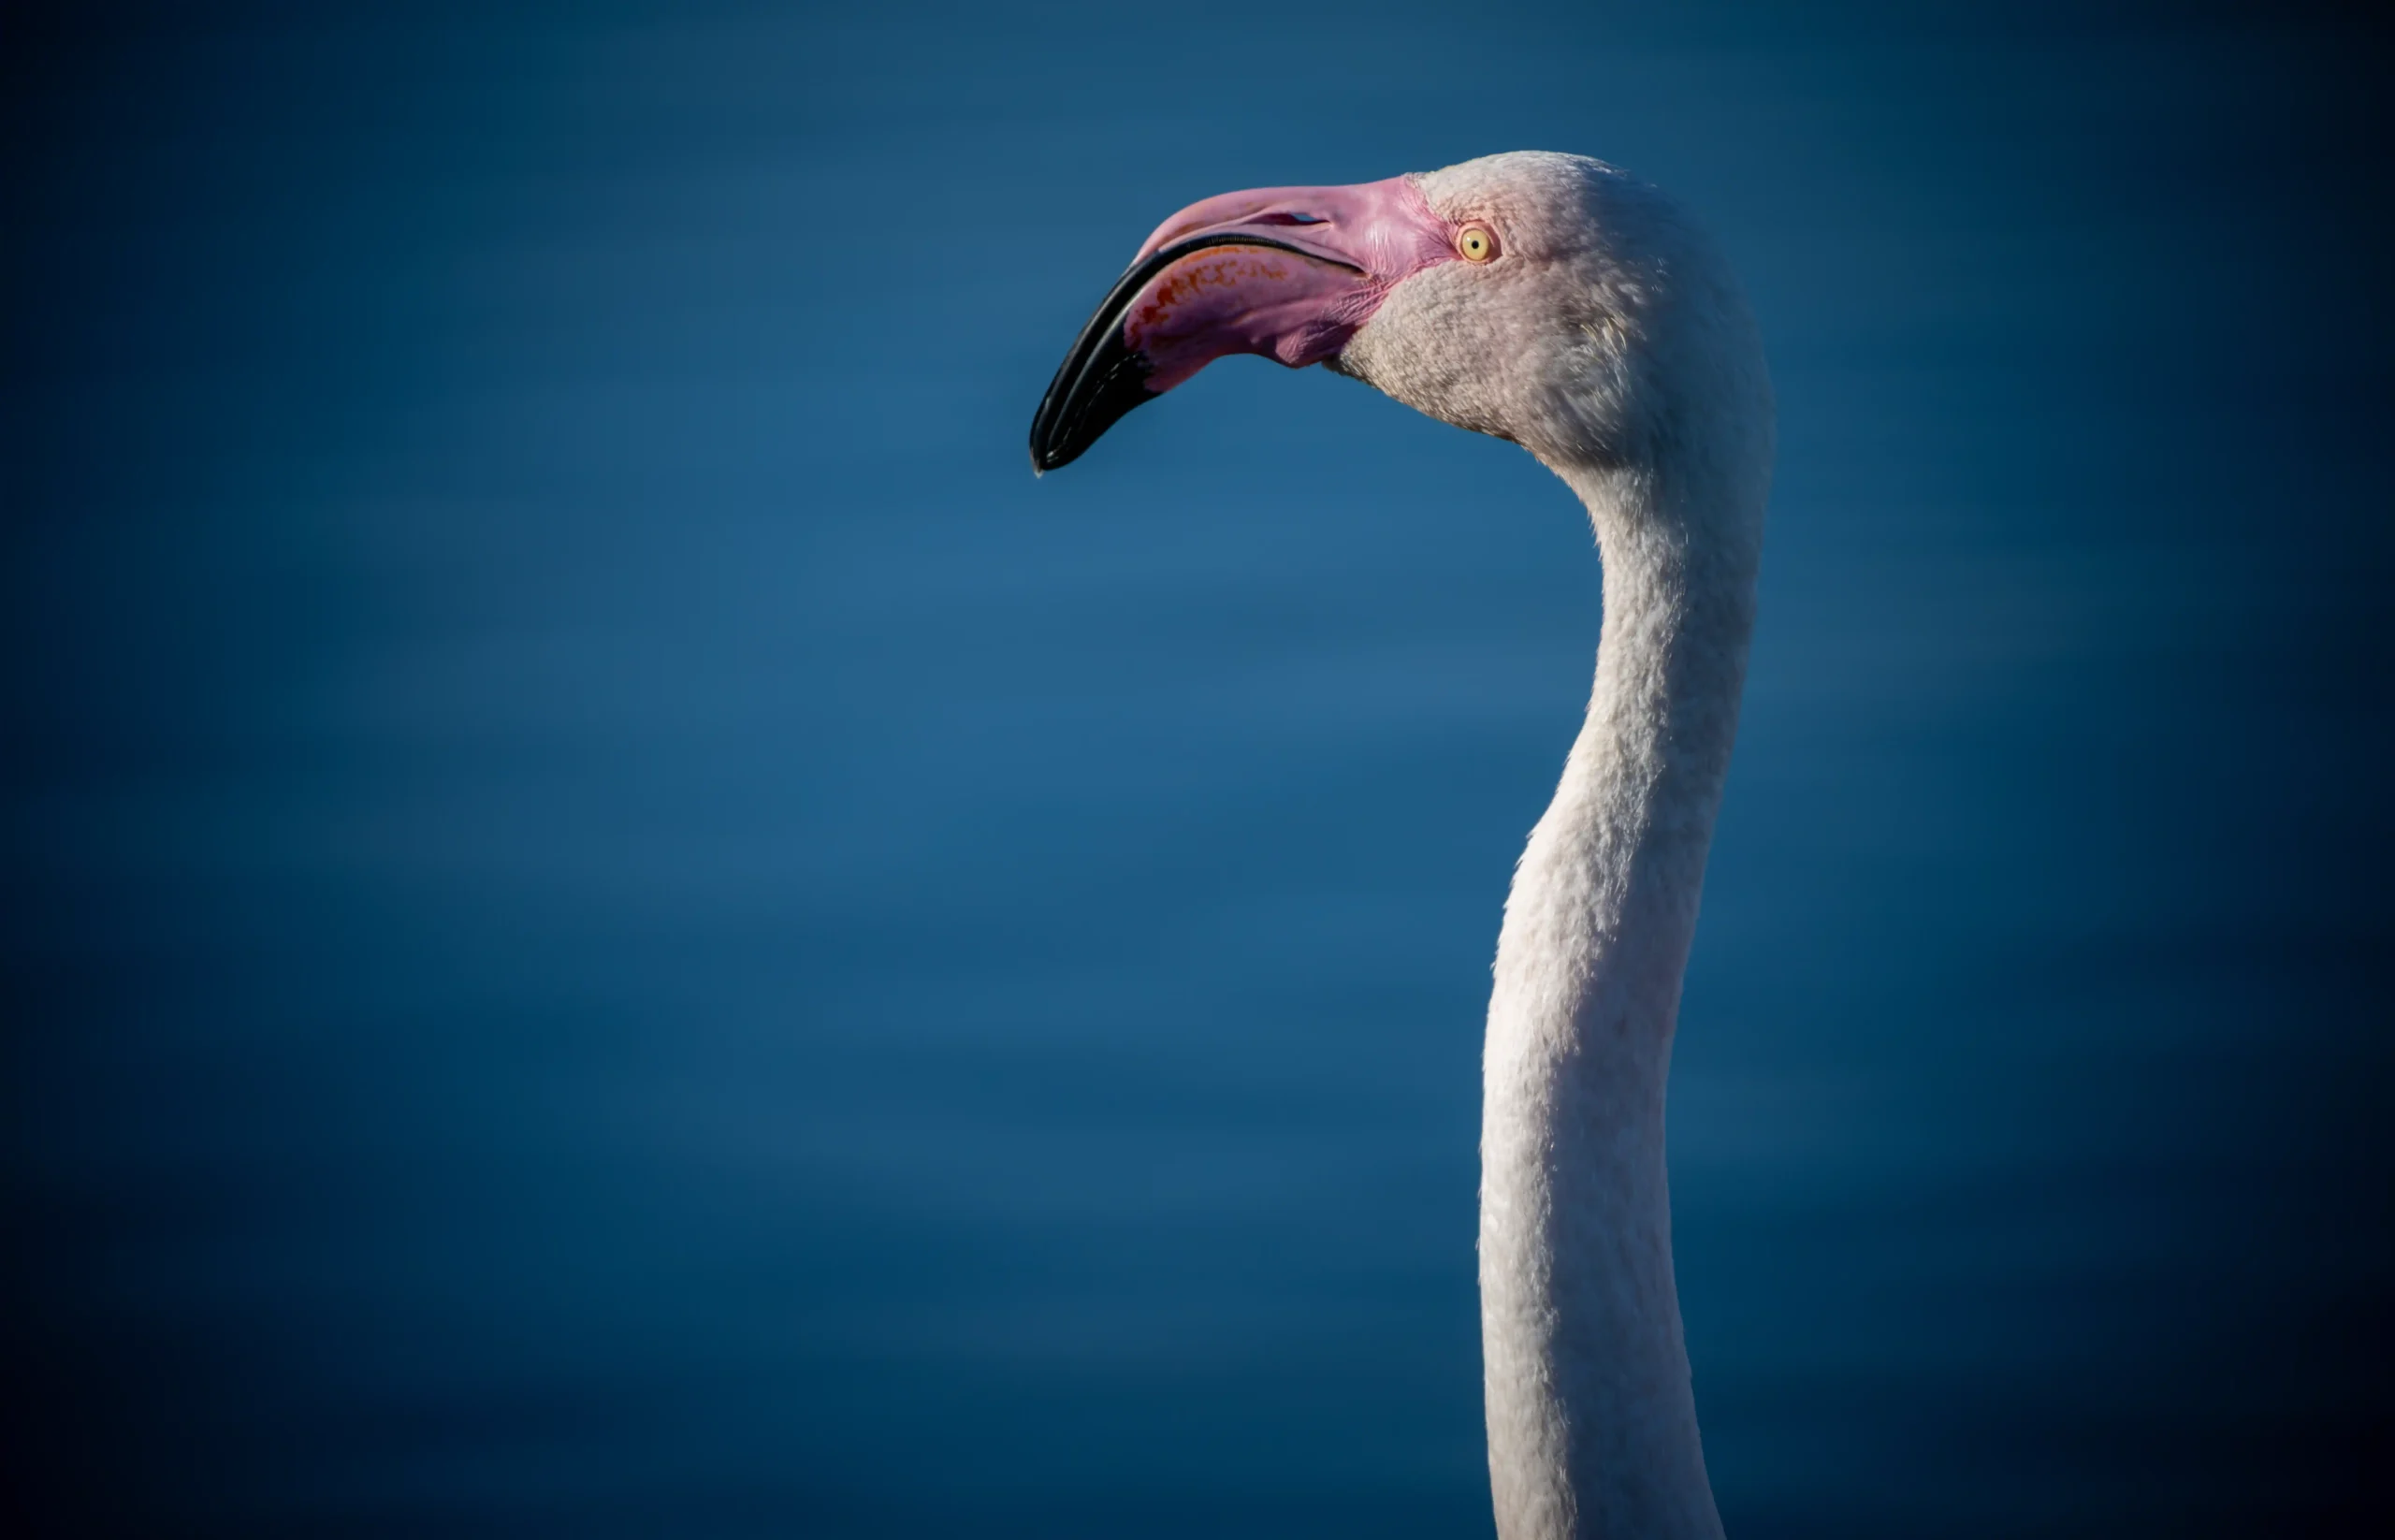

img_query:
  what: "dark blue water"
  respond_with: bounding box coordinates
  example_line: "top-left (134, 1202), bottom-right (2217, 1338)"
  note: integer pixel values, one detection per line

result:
top-left (7, 5), bottom-right (2390, 1535)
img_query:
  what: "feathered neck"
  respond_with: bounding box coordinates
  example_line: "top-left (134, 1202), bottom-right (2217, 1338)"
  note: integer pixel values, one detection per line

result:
top-left (1476, 454), bottom-right (1760, 1540)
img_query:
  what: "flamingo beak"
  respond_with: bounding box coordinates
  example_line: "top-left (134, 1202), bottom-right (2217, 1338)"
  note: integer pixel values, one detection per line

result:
top-left (1028, 177), bottom-right (1458, 472)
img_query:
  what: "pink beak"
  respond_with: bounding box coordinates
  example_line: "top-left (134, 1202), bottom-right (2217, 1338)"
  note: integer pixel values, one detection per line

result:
top-left (1029, 177), bottom-right (1458, 472)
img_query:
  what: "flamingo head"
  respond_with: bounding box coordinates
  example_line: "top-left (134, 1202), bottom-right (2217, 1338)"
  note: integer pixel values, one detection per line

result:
top-left (1029, 151), bottom-right (1769, 484)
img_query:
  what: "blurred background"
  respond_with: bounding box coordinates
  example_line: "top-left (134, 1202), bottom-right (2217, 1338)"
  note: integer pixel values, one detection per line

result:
top-left (6, 2), bottom-right (2390, 1534)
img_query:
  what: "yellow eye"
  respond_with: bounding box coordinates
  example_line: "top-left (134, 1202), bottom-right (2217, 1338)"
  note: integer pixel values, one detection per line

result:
top-left (1458, 223), bottom-right (1498, 263)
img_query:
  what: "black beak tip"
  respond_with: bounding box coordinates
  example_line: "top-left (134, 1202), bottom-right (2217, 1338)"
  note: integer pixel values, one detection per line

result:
top-left (1027, 341), bottom-right (1158, 475)
top-left (1032, 230), bottom-right (1331, 477)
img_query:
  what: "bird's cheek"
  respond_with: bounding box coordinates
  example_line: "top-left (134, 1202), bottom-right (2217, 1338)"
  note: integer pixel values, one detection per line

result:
top-left (1332, 293), bottom-right (1485, 432)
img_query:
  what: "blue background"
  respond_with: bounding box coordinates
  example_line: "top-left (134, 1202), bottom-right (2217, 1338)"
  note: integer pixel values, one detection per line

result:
top-left (7, 3), bottom-right (2390, 1534)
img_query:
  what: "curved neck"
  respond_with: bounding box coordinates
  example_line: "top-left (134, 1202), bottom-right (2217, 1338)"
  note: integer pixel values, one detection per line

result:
top-left (1480, 460), bottom-right (1759, 1539)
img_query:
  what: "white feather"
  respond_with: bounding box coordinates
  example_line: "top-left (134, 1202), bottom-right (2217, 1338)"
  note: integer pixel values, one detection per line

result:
top-left (1342, 152), bottom-right (1773, 1539)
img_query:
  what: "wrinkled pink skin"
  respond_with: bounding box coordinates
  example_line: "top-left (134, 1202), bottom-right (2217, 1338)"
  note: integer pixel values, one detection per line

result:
top-left (1122, 178), bottom-right (1460, 392)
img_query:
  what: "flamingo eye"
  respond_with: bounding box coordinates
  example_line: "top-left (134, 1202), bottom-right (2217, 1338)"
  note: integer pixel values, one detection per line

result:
top-left (1457, 223), bottom-right (1499, 263)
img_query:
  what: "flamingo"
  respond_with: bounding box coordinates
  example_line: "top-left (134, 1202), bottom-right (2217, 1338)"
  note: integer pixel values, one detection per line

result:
top-left (1030, 153), bottom-right (1771, 1540)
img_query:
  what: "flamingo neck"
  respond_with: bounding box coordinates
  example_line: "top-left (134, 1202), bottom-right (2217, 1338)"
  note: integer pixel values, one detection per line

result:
top-left (1479, 458), bottom-right (1759, 1540)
